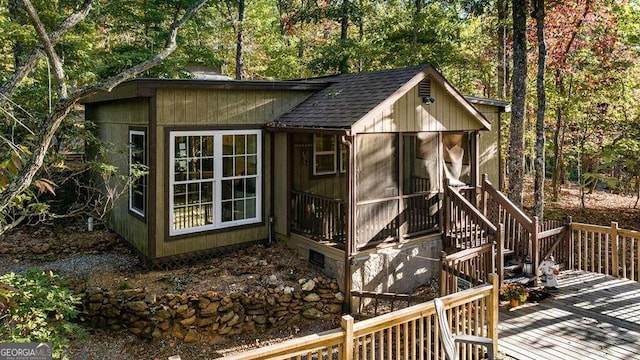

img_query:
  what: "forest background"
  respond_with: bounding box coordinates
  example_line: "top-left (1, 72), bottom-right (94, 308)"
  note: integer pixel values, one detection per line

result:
top-left (1, 0), bottom-right (639, 232)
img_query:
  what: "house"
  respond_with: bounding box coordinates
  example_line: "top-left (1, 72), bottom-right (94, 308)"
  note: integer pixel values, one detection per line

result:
top-left (83, 65), bottom-right (508, 306)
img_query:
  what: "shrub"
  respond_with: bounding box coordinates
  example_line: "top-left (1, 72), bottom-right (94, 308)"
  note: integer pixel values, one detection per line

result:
top-left (0, 268), bottom-right (82, 359)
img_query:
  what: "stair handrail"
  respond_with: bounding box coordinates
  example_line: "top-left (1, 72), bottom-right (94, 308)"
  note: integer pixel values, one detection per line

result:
top-left (444, 182), bottom-right (506, 287)
top-left (481, 175), bottom-right (534, 234)
top-left (446, 185), bottom-right (497, 234)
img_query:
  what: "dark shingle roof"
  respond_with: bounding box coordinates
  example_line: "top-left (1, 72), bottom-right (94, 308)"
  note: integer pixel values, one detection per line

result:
top-left (272, 65), bottom-right (429, 129)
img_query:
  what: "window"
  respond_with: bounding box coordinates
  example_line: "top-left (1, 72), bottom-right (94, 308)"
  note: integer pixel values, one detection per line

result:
top-left (313, 134), bottom-right (337, 175)
top-left (339, 143), bottom-right (347, 173)
top-left (169, 130), bottom-right (261, 236)
top-left (129, 130), bottom-right (146, 217)
top-left (442, 132), bottom-right (471, 186)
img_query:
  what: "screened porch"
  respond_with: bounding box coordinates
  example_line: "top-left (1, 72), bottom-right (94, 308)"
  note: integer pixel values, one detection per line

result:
top-left (289, 131), bottom-right (478, 251)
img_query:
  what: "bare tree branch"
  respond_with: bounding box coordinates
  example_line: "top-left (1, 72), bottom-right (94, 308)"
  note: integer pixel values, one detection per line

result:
top-left (0, 0), bottom-right (209, 226)
top-left (21, 0), bottom-right (68, 98)
top-left (0, 0), bottom-right (93, 105)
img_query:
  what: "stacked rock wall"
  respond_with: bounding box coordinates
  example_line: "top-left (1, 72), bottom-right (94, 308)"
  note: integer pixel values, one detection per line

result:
top-left (77, 276), bottom-right (343, 344)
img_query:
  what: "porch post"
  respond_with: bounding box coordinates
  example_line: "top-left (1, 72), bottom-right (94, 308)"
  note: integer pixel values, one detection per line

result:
top-left (341, 134), bottom-right (354, 313)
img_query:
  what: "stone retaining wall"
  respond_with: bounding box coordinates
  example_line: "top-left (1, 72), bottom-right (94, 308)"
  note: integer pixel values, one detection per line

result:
top-left (75, 276), bottom-right (343, 344)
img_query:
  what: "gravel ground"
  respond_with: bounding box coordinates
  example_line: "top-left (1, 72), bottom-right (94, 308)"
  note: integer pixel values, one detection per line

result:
top-left (1, 252), bottom-right (139, 277)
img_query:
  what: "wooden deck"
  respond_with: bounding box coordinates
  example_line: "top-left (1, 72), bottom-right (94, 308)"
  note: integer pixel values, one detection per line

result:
top-left (499, 270), bottom-right (640, 360)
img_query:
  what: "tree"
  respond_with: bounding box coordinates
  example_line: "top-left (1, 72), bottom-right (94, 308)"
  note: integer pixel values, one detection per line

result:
top-left (507, 0), bottom-right (527, 208)
top-left (0, 0), bottom-right (208, 235)
top-left (214, 0), bottom-right (246, 79)
top-left (533, 0), bottom-right (546, 219)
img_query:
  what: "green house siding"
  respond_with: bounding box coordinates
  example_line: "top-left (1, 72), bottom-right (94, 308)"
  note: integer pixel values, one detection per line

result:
top-left (152, 88), bottom-right (313, 258)
top-left (87, 99), bottom-right (150, 257)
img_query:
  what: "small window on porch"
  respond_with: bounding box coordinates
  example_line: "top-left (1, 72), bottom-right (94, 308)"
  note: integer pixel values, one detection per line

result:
top-left (313, 134), bottom-right (337, 175)
top-left (442, 132), bottom-right (471, 186)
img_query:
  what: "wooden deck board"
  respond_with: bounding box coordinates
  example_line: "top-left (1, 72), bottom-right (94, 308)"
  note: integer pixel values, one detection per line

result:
top-left (499, 270), bottom-right (640, 360)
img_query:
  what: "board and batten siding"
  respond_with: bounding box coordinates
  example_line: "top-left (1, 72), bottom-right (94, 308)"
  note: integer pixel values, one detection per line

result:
top-left (290, 133), bottom-right (347, 200)
top-left (155, 88), bottom-right (314, 126)
top-left (273, 132), bottom-right (289, 236)
top-left (87, 99), bottom-right (150, 256)
top-left (153, 88), bottom-right (313, 258)
top-left (353, 77), bottom-right (487, 134)
top-left (475, 103), bottom-right (501, 186)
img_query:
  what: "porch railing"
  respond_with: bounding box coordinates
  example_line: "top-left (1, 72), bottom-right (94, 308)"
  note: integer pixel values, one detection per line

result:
top-left (291, 191), bottom-right (346, 245)
top-left (568, 222), bottom-right (640, 281)
top-left (223, 274), bottom-right (499, 360)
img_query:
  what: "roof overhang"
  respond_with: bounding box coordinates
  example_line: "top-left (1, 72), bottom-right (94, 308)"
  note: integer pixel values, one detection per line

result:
top-left (82, 78), bottom-right (329, 104)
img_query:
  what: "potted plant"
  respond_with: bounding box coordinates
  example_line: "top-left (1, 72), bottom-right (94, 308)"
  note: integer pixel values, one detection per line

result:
top-left (500, 283), bottom-right (529, 307)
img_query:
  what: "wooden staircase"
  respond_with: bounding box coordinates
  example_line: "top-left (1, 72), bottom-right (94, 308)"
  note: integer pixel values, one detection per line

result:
top-left (442, 175), bottom-right (569, 293)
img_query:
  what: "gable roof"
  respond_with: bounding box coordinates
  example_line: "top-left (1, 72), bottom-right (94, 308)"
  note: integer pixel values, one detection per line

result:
top-left (270, 65), bottom-right (492, 131)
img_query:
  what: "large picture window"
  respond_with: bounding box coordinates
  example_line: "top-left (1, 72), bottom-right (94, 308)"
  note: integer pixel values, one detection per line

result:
top-left (129, 130), bottom-right (146, 217)
top-left (169, 130), bottom-right (261, 236)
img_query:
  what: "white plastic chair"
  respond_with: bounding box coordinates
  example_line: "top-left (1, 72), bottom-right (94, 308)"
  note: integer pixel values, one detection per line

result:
top-left (434, 298), bottom-right (495, 360)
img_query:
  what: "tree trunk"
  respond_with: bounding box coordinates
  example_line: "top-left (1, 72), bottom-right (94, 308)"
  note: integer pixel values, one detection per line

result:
top-left (507, 0), bottom-right (527, 208)
top-left (551, 71), bottom-right (565, 200)
top-left (412, 0), bottom-right (421, 51)
top-left (339, 0), bottom-right (349, 74)
top-left (496, 0), bottom-right (508, 99)
top-left (533, 0), bottom-right (546, 220)
top-left (235, 0), bottom-right (244, 80)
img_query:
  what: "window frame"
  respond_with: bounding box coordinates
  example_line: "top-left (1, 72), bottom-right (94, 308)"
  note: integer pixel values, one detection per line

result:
top-left (168, 129), bottom-right (262, 236)
top-left (312, 134), bottom-right (337, 176)
top-left (339, 143), bottom-right (347, 173)
top-left (128, 129), bottom-right (146, 217)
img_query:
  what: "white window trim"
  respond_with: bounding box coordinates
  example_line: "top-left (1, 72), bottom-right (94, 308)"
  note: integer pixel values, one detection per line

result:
top-left (313, 134), bottom-right (337, 176)
top-left (169, 129), bottom-right (262, 236)
top-left (129, 130), bottom-right (145, 217)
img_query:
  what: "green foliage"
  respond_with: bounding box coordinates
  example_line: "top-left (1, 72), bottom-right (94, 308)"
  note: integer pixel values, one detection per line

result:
top-left (0, 269), bottom-right (82, 359)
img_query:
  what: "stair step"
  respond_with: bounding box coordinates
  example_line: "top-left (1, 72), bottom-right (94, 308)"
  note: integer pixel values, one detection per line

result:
top-left (504, 264), bottom-right (521, 272)
top-left (503, 275), bottom-right (536, 285)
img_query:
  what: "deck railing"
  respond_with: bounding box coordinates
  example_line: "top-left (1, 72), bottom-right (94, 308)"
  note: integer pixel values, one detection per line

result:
top-left (223, 274), bottom-right (499, 360)
top-left (291, 191), bottom-right (346, 245)
top-left (569, 222), bottom-right (640, 281)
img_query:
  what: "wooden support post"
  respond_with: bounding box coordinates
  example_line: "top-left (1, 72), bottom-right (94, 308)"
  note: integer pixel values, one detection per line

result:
top-left (443, 178), bottom-right (450, 248)
top-left (481, 174), bottom-right (488, 217)
top-left (531, 216), bottom-right (540, 286)
top-left (611, 222), bottom-right (619, 278)
top-left (567, 216), bottom-right (574, 270)
top-left (488, 273), bottom-right (499, 358)
top-left (497, 224), bottom-right (505, 287)
top-left (342, 315), bottom-right (354, 360)
top-left (440, 251), bottom-right (448, 297)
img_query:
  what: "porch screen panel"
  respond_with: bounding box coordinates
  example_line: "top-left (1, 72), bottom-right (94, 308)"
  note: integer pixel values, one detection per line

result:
top-left (355, 199), bottom-right (399, 248)
top-left (356, 134), bottom-right (398, 202)
top-left (403, 133), bottom-right (439, 194)
top-left (355, 134), bottom-right (399, 249)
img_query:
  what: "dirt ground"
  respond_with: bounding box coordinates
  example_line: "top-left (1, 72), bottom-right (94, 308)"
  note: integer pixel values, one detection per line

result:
top-left (522, 178), bottom-right (640, 231)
